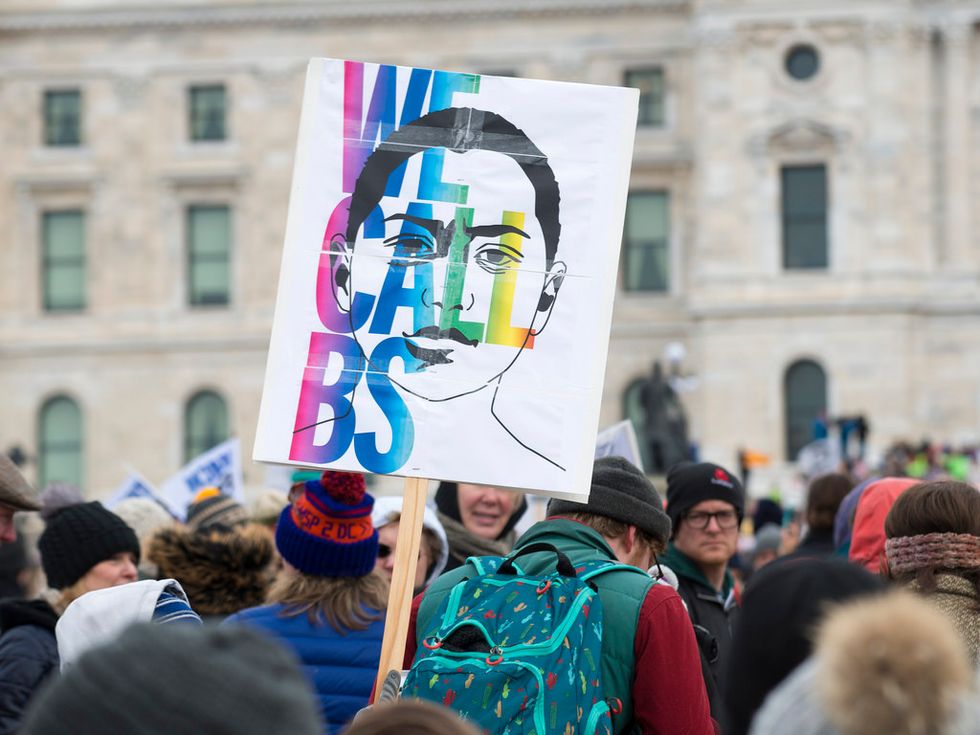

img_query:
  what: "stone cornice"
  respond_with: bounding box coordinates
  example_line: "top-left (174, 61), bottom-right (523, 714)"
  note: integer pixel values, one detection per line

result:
top-left (0, 0), bottom-right (689, 33)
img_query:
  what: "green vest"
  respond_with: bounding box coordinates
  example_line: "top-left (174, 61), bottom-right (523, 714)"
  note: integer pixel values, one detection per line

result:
top-left (416, 519), bottom-right (653, 735)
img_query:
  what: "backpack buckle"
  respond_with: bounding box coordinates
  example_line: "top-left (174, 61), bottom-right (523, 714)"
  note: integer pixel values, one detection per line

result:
top-left (422, 636), bottom-right (443, 650)
top-left (485, 646), bottom-right (504, 666)
top-left (608, 697), bottom-right (623, 715)
top-left (536, 579), bottom-right (552, 595)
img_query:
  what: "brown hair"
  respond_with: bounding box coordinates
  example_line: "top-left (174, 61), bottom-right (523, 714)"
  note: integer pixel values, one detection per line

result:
top-left (884, 481), bottom-right (980, 602)
top-left (267, 569), bottom-right (389, 633)
top-left (806, 473), bottom-right (852, 531)
top-left (561, 511), bottom-right (665, 556)
top-left (343, 700), bottom-right (480, 735)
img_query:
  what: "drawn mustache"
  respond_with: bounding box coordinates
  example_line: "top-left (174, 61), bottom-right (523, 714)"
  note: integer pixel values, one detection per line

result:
top-left (402, 326), bottom-right (479, 347)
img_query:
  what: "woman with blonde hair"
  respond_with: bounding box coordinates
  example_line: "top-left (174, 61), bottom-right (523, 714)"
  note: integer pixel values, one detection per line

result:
top-left (0, 501), bottom-right (140, 733)
top-left (224, 471), bottom-right (387, 734)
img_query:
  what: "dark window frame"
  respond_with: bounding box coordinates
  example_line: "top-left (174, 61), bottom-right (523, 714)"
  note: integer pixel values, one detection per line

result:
top-left (38, 394), bottom-right (83, 489)
top-left (624, 67), bottom-right (666, 127)
top-left (622, 190), bottom-right (670, 293)
top-left (781, 164), bottom-right (829, 269)
top-left (784, 359), bottom-right (828, 460)
top-left (43, 89), bottom-right (82, 147)
top-left (186, 204), bottom-right (231, 307)
top-left (189, 84), bottom-right (227, 142)
top-left (41, 209), bottom-right (86, 312)
top-left (184, 390), bottom-right (229, 462)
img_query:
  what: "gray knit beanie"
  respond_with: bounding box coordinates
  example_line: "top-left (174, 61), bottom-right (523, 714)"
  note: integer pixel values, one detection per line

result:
top-left (20, 623), bottom-right (322, 735)
top-left (547, 456), bottom-right (671, 543)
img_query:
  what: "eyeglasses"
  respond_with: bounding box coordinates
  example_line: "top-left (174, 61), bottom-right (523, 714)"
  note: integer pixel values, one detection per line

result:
top-left (683, 510), bottom-right (739, 530)
top-left (377, 544), bottom-right (393, 559)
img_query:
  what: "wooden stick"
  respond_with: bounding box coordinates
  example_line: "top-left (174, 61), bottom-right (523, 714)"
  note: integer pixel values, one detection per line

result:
top-left (372, 476), bottom-right (429, 700)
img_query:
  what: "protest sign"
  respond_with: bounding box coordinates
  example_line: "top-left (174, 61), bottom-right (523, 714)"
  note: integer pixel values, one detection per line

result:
top-left (594, 420), bottom-right (644, 469)
top-left (104, 472), bottom-right (178, 518)
top-left (158, 438), bottom-right (244, 520)
top-left (254, 59), bottom-right (639, 501)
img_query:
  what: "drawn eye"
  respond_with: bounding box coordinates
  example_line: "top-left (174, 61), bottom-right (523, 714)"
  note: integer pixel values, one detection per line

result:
top-left (385, 235), bottom-right (435, 268)
top-left (474, 246), bottom-right (523, 274)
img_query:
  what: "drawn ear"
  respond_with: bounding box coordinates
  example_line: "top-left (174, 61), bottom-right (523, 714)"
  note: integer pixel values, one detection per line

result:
top-left (329, 234), bottom-right (352, 312)
top-left (531, 261), bottom-right (566, 335)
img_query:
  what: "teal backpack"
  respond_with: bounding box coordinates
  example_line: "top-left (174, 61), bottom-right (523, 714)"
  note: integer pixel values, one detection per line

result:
top-left (403, 543), bottom-right (645, 735)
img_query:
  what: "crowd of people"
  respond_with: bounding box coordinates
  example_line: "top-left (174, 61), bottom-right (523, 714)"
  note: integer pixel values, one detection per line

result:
top-left (1, 449), bottom-right (979, 734)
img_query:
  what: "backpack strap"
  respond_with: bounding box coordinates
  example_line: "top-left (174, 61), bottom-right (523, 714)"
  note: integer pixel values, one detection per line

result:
top-left (465, 555), bottom-right (508, 577)
top-left (578, 559), bottom-right (658, 584)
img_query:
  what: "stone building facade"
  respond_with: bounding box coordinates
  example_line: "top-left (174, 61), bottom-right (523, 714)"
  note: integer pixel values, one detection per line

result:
top-left (0, 0), bottom-right (977, 499)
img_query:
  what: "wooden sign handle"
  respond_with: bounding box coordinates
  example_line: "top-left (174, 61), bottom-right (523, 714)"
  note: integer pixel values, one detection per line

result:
top-left (372, 476), bottom-right (429, 700)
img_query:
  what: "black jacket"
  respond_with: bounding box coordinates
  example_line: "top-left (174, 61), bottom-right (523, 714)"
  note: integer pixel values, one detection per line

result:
top-left (0, 598), bottom-right (59, 734)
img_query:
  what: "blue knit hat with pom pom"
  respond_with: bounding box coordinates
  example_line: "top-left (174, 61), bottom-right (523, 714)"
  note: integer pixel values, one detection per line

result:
top-left (274, 471), bottom-right (378, 578)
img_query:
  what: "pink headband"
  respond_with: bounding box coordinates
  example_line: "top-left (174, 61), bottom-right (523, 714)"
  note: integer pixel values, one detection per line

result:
top-left (885, 532), bottom-right (980, 575)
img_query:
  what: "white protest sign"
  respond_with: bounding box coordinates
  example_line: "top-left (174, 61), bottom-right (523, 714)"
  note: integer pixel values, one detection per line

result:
top-left (254, 59), bottom-right (639, 501)
top-left (594, 420), bottom-right (644, 470)
top-left (796, 438), bottom-right (842, 479)
top-left (159, 438), bottom-right (244, 521)
top-left (104, 472), bottom-right (179, 518)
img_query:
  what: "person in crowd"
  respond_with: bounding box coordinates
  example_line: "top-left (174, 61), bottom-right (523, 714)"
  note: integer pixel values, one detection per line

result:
top-left (224, 471), bottom-right (387, 734)
top-left (750, 498), bottom-right (782, 536)
top-left (434, 481), bottom-right (527, 571)
top-left (746, 523), bottom-right (783, 579)
top-left (661, 460), bottom-right (744, 720)
top-left (750, 591), bottom-right (980, 735)
top-left (788, 473), bottom-right (852, 559)
top-left (56, 577), bottom-right (201, 670)
top-left (344, 700), bottom-right (481, 735)
top-left (112, 497), bottom-right (175, 579)
top-left (372, 496), bottom-right (448, 595)
top-left (147, 491), bottom-right (275, 620)
top-left (0, 454), bottom-right (41, 545)
top-left (407, 456), bottom-right (715, 734)
top-left (723, 557), bottom-right (885, 735)
top-left (884, 480), bottom-right (980, 665)
top-left (832, 476), bottom-right (876, 555)
top-left (250, 488), bottom-right (290, 536)
top-left (0, 535), bottom-right (30, 599)
top-left (19, 623), bottom-right (324, 735)
top-left (0, 500), bottom-right (140, 734)
top-left (847, 477), bottom-right (918, 573)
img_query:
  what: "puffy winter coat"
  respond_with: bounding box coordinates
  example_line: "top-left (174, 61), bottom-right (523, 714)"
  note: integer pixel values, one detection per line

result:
top-left (0, 599), bottom-right (59, 734)
top-left (224, 603), bottom-right (384, 733)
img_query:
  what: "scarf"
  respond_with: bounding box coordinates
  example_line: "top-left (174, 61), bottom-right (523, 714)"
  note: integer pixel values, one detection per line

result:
top-left (437, 511), bottom-right (518, 569)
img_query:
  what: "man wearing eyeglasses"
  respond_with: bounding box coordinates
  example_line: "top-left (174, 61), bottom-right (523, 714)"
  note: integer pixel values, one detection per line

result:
top-left (661, 461), bottom-right (745, 723)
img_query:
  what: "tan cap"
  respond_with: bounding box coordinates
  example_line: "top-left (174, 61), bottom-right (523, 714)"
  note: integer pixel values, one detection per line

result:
top-left (0, 453), bottom-right (41, 512)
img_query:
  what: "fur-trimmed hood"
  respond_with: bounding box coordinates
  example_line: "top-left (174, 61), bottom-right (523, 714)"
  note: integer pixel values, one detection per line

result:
top-left (751, 591), bottom-right (980, 735)
top-left (147, 524), bottom-right (275, 619)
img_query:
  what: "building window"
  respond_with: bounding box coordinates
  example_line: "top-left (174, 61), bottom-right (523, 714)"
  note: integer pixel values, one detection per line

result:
top-left (785, 45), bottom-right (820, 81)
top-left (42, 210), bottom-right (86, 312)
top-left (43, 90), bottom-right (82, 147)
top-left (623, 191), bottom-right (670, 292)
top-left (784, 359), bottom-right (827, 460)
top-left (184, 390), bottom-right (229, 462)
top-left (187, 205), bottom-right (231, 306)
top-left (624, 68), bottom-right (665, 127)
top-left (38, 396), bottom-right (83, 489)
top-left (781, 164), bottom-right (828, 269)
top-left (189, 85), bottom-right (227, 142)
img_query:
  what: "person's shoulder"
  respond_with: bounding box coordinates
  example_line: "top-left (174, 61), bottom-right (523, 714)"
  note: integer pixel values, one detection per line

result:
top-left (223, 603), bottom-right (282, 625)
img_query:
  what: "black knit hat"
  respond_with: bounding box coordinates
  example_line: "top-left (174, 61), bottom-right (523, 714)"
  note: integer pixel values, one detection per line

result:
top-left (546, 456), bottom-right (672, 543)
top-left (666, 461), bottom-right (745, 534)
top-left (38, 502), bottom-right (140, 590)
top-left (19, 623), bottom-right (323, 735)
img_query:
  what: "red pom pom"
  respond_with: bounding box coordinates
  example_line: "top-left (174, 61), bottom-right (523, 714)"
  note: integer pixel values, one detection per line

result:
top-left (320, 471), bottom-right (366, 505)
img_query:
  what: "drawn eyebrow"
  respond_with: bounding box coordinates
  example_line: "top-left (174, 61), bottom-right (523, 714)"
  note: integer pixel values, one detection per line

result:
top-left (466, 224), bottom-right (530, 240)
top-left (384, 213), bottom-right (444, 238)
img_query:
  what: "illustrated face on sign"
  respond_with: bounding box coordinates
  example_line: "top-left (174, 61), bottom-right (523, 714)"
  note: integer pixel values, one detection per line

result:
top-left (333, 107), bottom-right (566, 403)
